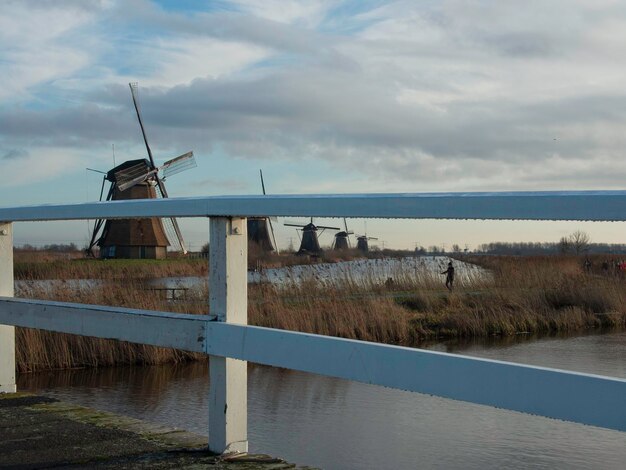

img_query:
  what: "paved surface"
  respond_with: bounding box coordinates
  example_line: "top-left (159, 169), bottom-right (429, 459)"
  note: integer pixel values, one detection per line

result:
top-left (0, 393), bottom-right (313, 469)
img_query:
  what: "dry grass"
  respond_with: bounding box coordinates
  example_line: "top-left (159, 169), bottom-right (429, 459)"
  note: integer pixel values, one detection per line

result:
top-left (15, 280), bottom-right (205, 373)
top-left (14, 257), bottom-right (208, 281)
top-left (14, 254), bottom-right (626, 372)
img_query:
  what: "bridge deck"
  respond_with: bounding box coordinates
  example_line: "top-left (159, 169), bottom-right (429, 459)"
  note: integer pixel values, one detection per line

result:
top-left (0, 393), bottom-right (304, 469)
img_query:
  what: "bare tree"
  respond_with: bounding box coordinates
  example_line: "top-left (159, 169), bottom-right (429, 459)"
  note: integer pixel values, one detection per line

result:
top-left (569, 230), bottom-right (591, 254)
top-left (559, 236), bottom-right (571, 254)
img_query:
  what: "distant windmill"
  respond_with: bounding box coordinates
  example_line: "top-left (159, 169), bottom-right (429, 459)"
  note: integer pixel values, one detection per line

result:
top-left (355, 224), bottom-right (379, 253)
top-left (354, 220), bottom-right (378, 253)
top-left (284, 218), bottom-right (340, 255)
top-left (247, 169), bottom-right (279, 253)
top-left (86, 83), bottom-right (196, 259)
top-left (332, 218), bottom-right (353, 250)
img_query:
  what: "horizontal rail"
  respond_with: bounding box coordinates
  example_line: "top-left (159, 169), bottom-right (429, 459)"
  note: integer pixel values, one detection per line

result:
top-left (1, 191), bottom-right (626, 222)
top-left (208, 323), bottom-right (626, 432)
top-left (2, 297), bottom-right (625, 432)
top-left (0, 298), bottom-right (206, 353)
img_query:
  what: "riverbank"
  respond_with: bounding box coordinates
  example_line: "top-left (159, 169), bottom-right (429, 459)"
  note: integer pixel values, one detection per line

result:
top-left (13, 255), bottom-right (626, 371)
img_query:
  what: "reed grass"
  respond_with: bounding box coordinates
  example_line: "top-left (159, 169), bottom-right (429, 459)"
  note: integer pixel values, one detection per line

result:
top-left (14, 254), bottom-right (626, 372)
top-left (14, 257), bottom-right (208, 281)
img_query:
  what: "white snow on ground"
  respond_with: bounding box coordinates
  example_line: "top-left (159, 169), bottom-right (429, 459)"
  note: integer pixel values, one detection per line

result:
top-left (248, 256), bottom-right (489, 287)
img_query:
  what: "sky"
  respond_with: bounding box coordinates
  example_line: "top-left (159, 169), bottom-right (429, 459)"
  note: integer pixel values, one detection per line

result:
top-left (1, 0), bottom-right (626, 251)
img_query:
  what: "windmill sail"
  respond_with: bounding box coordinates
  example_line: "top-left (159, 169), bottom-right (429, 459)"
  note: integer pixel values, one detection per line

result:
top-left (129, 82), bottom-right (156, 168)
top-left (153, 177), bottom-right (187, 254)
top-left (162, 152), bottom-right (196, 179)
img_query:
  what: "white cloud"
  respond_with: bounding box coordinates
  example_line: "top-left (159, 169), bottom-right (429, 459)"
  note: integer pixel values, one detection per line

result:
top-left (138, 37), bottom-right (270, 87)
top-left (0, 1), bottom-right (105, 101)
top-left (0, 146), bottom-right (84, 188)
top-left (3, 0), bottom-right (626, 201)
top-left (229, 0), bottom-right (337, 26)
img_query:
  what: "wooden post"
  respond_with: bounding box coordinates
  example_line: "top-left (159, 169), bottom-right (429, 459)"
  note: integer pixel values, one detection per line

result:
top-left (0, 223), bottom-right (15, 393)
top-left (208, 217), bottom-right (248, 454)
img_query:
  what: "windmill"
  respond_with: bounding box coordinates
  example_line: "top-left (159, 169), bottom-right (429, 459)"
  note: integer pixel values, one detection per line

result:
top-left (247, 170), bottom-right (279, 253)
top-left (354, 220), bottom-right (378, 253)
top-left (86, 83), bottom-right (196, 259)
top-left (332, 218), bottom-right (353, 250)
top-left (284, 218), bottom-right (340, 255)
top-left (356, 235), bottom-right (378, 253)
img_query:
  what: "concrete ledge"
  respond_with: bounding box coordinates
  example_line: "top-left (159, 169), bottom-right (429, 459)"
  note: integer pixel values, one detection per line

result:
top-left (0, 393), bottom-right (313, 469)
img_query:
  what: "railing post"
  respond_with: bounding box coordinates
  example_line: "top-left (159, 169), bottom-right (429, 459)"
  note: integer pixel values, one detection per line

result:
top-left (208, 217), bottom-right (248, 454)
top-left (0, 222), bottom-right (15, 393)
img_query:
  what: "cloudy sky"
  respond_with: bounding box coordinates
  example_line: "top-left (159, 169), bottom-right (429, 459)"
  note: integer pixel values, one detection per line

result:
top-left (2, 0), bottom-right (626, 250)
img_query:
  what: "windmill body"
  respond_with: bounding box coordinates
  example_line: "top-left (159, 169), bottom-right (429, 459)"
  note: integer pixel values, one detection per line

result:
top-left (97, 159), bottom-right (169, 259)
top-left (247, 217), bottom-right (275, 251)
top-left (299, 222), bottom-right (322, 254)
top-left (332, 219), bottom-right (353, 250)
top-left (285, 219), bottom-right (339, 255)
top-left (356, 234), bottom-right (378, 253)
top-left (333, 231), bottom-right (351, 250)
top-left (247, 170), bottom-right (278, 253)
top-left (356, 236), bottom-right (369, 253)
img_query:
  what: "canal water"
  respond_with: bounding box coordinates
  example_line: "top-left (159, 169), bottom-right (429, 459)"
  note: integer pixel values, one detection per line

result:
top-left (17, 331), bottom-right (626, 469)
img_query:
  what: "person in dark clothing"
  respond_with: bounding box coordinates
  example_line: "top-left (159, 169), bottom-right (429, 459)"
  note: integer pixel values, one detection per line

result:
top-left (441, 261), bottom-right (455, 291)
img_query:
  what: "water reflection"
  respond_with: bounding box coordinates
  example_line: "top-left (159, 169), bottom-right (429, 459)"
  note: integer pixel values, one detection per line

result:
top-left (429, 330), bottom-right (626, 378)
top-left (18, 332), bottom-right (626, 470)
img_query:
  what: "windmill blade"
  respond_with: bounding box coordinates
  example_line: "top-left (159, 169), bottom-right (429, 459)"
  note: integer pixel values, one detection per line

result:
top-left (284, 223), bottom-right (305, 228)
top-left (257, 168), bottom-right (278, 251)
top-left (117, 168), bottom-right (157, 192)
top-left (267, 217), bottom-right (279, 254)
top-left (97, 175), bottom-right (107, 202)
top-left (160, 216), bottom-right (186, 253)
top-left (87, 181), bottom-right (114, 256)
top-left (343, 218), bottom-right (351, 247)
top-left (113, 159), bottom-right (154, 189)
top-left (154, 175), bottom-right (187, 254)
top-left (316, 225), bottom-right (341, 230)
top-left (129, 82), bottom-right (156, 169)
top-left (260, 169), bottom-right (266, 195)
top-left (162, 151), bottom-right (196, 179)
top-left (169, 217), bottom-right (187, 254)
top-left (368, 237), bottom-right (379, 240)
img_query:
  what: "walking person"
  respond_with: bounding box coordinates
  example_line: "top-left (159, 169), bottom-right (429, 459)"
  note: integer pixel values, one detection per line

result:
top-left (441, 261), bottom-right (455, 291)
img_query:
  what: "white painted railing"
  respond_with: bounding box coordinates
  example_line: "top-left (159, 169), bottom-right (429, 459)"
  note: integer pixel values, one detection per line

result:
top-left (1, 191), bottom-right (626, 454)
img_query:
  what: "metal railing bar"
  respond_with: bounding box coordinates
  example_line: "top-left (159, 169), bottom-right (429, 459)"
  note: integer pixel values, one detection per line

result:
top-left (1, 191), bottom-right (626, 222)
top-left (207, 322), bottom-right (626, 433)
top-left (0, 298), bottom-right (207, 353)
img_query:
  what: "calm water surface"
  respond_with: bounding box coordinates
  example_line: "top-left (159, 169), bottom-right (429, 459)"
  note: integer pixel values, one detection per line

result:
top-left (18, 332), bottom-right (626, 469)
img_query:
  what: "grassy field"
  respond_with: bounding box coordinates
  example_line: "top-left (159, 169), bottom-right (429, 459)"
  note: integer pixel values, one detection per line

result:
top-left (13, 253), bottom-right (626, 372)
